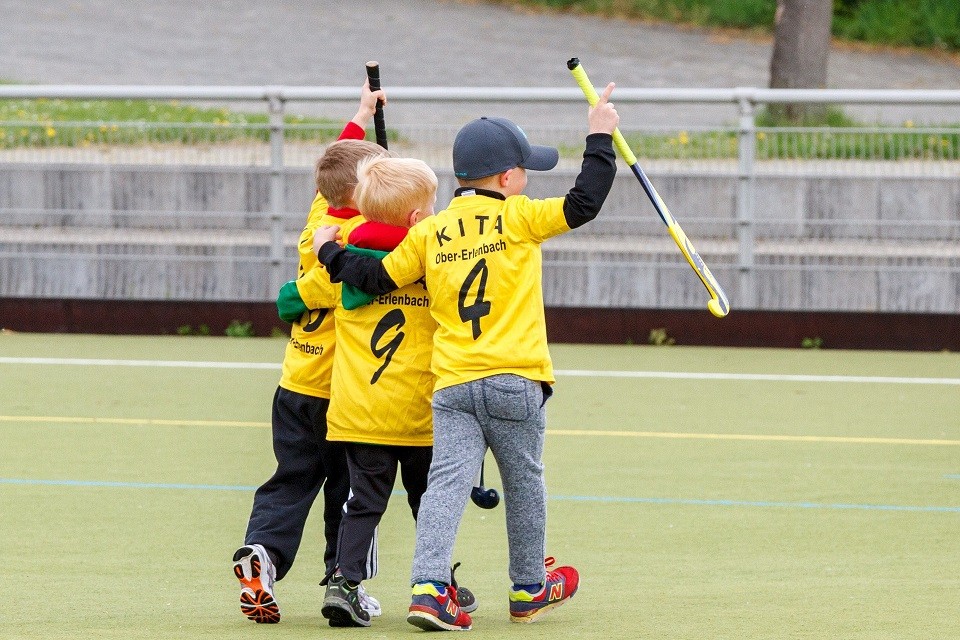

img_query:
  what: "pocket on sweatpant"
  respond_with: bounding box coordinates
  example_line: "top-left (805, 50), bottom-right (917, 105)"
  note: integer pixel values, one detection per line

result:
top-left (482, 375), bottom-right (531, 422)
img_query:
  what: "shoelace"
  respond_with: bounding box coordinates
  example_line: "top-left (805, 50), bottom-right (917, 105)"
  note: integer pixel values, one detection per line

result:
top-left (357, 585), bottom-right (378, 609)
top-left (544, 556), bottom-right (559, 581)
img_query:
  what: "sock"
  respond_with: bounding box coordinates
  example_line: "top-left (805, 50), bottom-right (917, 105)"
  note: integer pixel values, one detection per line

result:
top-left (512, 582), bottom-right (543, 594)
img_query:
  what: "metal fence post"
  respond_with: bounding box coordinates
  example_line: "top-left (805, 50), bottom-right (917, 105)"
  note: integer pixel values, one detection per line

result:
top-left (268, 91), bottom-right (286, 297)
top-left (736, 95), bottom-right (756, 308)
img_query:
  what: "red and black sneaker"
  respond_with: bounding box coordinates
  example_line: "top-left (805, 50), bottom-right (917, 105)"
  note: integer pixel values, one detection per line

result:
top-left (407, 582), bottom-right (473, 631)
top-left (508, 557), bottom-right (579, 623)
top-left (233, 544), bottom-right (280, 623)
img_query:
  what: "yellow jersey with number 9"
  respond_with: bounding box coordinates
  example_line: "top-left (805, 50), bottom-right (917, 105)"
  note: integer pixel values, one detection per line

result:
top-left (382, 192), bottom-right (569, 391)
top-left (326, 276), bottom-right (436, 446)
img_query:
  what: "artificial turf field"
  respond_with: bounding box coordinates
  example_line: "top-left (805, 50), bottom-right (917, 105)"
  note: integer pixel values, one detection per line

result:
top-left (1, 332), bottom-right (958, 639)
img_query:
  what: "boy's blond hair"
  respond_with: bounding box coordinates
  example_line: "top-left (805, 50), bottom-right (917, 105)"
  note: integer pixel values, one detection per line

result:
top-left (354, 157), bottom-right (438, 227)
top-left (315, 139), bottom-right (389, 209)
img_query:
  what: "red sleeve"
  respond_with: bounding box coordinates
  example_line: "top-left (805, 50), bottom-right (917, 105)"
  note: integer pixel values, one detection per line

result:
top-left (337, 121), bottom-right (366, 141)
top-left (347, 221), bottom-right (409, 252)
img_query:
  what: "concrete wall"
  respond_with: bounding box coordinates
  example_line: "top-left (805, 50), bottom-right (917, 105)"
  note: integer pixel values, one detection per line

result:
top-left (2, 164), bottom-right (959, 312)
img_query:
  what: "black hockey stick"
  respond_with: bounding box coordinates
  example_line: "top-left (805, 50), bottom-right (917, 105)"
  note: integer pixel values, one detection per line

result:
top-left (365, 61), bottom-right (388, 149)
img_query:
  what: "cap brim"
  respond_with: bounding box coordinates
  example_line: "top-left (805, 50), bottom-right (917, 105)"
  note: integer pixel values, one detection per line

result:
top-left (521, 144), bottom-right (559, 172)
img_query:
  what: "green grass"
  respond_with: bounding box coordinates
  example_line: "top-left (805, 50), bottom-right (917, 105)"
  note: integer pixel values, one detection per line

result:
top-left (9, 97), bottom-right (955, 160)
top-left (0, 98), bottom-right (400, 149)
top-left (494, 0), bottom-right (960, 52)
top-left (556, 115), bottom-right (960, 161)
top-left (2, 333), bottom-right (959, 639)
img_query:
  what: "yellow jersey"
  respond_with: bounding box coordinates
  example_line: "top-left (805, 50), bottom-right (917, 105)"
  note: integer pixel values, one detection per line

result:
top-left (295, 219), bottom-right (437, 446)
top-left (382, 192), bottom-right (570, 391)
top-left (278, 192), bottom-right (360, 398)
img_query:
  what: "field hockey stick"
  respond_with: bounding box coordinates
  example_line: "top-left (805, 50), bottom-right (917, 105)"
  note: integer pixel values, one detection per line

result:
top-left (567, 58), bottom-right (730, 318)
top-left (471, 460), bottom-right (500, 509)
top-left (365, 61), bottom-right (388, 149)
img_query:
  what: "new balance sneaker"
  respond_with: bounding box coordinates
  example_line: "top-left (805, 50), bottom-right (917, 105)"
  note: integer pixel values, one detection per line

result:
top-left (322, 573), bottom-right (371, 627)
top-left (508, 557), bottom-right (579, 623)
top-left (358, 584), bottom-right (382, 617)
top-left (233, 544), bottom-right (280, 624)
top-left (407, 582), bottom-right (472, 631)
top-left (450, 562), bottom-right (478, 614)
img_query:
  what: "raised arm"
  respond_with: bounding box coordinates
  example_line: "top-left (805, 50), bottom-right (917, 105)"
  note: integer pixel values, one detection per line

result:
top-left (563, 82), bottom-right (619, 230)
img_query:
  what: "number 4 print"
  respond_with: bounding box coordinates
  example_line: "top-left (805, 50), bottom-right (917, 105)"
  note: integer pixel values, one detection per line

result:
top-left (458, 259), bottom-right (491, 340)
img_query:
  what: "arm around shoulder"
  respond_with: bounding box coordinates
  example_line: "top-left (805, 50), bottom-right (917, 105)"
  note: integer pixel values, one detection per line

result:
top-left (317, 241), bottom-right (399, 297)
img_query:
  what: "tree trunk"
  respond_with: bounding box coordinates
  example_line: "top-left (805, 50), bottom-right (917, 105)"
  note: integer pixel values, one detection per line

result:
top-left (769, 0), bottom-right (833, 122)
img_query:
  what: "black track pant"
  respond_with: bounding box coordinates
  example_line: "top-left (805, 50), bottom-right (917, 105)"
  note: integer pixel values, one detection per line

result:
top-left (244, 387), bottom-right (350, 580)
top-left (335, 442), bottom-right (433, 584)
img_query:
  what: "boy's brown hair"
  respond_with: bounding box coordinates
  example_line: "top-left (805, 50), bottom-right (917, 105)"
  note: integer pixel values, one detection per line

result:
top-left (354, 157), bottom-right (438, 227)
top-left (314, 139), bottom-right (389, 208)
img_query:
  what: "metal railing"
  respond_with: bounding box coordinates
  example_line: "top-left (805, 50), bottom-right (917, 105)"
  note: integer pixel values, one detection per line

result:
top-left (2, 85), bottom-right (960, 313)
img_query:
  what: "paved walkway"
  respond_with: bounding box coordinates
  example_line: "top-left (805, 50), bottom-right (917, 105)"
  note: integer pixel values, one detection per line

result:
top-left (3, 0), bottom-right (960, 126)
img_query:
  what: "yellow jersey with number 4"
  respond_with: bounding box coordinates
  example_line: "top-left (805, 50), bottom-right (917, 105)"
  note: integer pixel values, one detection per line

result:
top-left (382, 192), bottom-right (569, 391)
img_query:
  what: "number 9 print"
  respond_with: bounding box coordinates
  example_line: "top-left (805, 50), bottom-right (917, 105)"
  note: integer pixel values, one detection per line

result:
top-left (369, 308), bottom-right (406, 384)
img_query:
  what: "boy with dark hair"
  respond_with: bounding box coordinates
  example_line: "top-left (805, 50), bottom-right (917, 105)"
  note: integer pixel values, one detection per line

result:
top-left (231, 80), bottom-right (388, 625)
top-left (312, 82), bottom-right (620, 631)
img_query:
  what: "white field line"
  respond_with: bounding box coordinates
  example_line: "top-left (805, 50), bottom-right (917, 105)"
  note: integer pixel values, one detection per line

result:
top-left (1, 356), bottom-right (959, 385)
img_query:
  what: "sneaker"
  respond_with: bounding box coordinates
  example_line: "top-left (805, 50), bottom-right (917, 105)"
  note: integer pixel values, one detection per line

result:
top-left (450, 562), bottom-right (478, 614)
top-left (322, 573), bottom-right (371, 627)
top-left (358, 584), bottom-right (382, 617)
top-left (233, 544), bottom-right (280, 624)
top-left (508, 557), bottom-right (579, 623)
top-left (407, 582), bottom-right (472, 631)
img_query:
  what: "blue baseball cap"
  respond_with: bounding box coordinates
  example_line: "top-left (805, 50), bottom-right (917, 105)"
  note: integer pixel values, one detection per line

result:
top-left (453, 116), bottom-right (559, 180)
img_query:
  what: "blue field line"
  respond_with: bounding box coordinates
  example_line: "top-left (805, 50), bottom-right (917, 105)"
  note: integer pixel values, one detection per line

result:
top-left (549, 494), bottom-right (960, 513)
top-left (2, 478), bottom-right (958, 513)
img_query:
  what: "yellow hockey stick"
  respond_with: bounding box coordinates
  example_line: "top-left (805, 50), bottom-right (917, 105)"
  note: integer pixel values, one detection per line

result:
top-left (568, 57), bottom-right (730, 318)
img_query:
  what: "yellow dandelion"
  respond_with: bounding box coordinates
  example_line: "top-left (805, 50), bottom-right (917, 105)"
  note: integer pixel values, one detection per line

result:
top-left (756, 131), bottom-right (766, 140)
top-left (678, 131), bottom-right (689, 145)
top-left (904, 120), bottom-right (914, 128)
top-left (99, 125), bottom-right (108, 133)
top-left (46, 126), bottom-right (56, 138)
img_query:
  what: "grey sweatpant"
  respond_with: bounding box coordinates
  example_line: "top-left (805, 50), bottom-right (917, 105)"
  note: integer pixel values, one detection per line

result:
top-left (411, 374), bottom-right (549, 586)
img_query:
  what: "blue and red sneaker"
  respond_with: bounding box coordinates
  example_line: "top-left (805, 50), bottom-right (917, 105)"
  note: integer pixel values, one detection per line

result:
top-left (508, 557), bottom-right (579, 623)
top-left (407, 582), bottom-right (473, 631)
